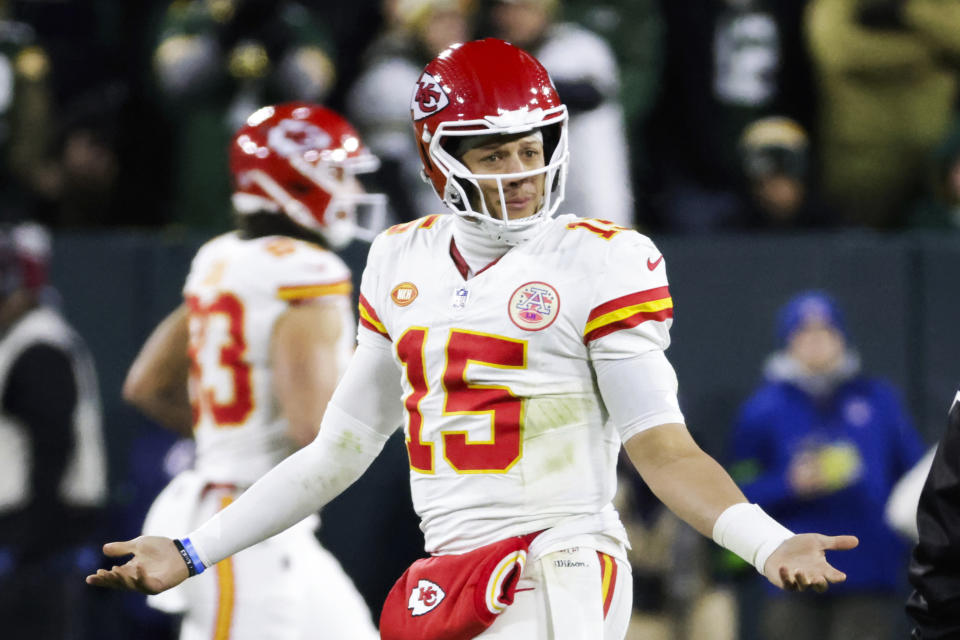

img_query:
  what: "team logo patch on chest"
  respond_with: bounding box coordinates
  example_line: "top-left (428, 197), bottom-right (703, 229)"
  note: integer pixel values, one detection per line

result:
top-left (508, 281), bottom-right (560, 331)
top-left (408, 579), bottom-right (445, 616)
top-left (391, 282), bottom-right (419, 306)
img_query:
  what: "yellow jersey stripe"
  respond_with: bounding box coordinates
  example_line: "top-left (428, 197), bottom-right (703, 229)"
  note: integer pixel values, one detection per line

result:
top-left (600, 553), bottom-right (613, 605)
top-left (359, 304), bottom-right (388, 335)
top-left (583, 297), bottom-right (673, 336)
top-left (277, 280), bottom-right (352, 301)
top-left (213, 496), bottom-right (235, 640)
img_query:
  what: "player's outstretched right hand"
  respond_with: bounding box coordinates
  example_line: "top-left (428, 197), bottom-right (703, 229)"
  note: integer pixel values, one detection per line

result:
top-left (85, 536), bottom-right (190, 595)
top-left (762, 533), bottom-right (858, 593)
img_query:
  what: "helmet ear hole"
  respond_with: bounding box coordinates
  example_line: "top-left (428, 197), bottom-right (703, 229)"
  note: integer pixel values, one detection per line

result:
top-left (541, 123), bottom-right (562, 162)
top-left (446, 176), bottom-right (485, 213)
top-left (288, 181), bottom-right (313, 197)
top-left (440, 137), bottom-right (461, 160)
top-left (444, 179), bottom-right (466, 209)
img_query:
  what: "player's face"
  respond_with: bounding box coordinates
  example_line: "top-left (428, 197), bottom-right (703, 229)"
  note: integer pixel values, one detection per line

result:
top-left (788, 320), bottom-right (846, 374)
top-left (460, 134), bottom-right (547, 220)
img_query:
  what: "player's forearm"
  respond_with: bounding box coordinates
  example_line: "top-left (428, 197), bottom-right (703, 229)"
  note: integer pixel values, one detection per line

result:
top-left (189, 342), bottom-right (403, 565)
top-left (625, 424), bottom-right (794, 573)
top-left (129, 392), bottom-right (194, 437)
top-left (627, 436), bottom-right (748, 537)
top-left (124, 304), bottom-right (192, 434)
top-left (187, 403), bottom-right (388, 566)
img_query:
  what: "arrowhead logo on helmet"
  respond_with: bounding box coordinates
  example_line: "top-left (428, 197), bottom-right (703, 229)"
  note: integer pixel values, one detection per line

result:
top-left (411, 72), bottom-right (450, 121)
top-left (266, 119), bottom-right (332, 158)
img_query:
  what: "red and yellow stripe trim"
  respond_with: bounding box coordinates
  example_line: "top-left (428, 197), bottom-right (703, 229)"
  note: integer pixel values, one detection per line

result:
top-left (213, 496), bottom-right (236, 640)
top-left (277, 279), bottom-right (352, 301)
top-left (584, 286), bottom-right (673, 344)
top-left (386, 214), bottom-right (442, 235)
top-left (598, 552), bottom-right (617, 619)
top-left (358, 293), bottom-right (390, 340)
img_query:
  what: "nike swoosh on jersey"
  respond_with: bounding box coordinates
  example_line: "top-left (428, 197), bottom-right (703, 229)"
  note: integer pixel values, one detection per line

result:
top-left (647, 255), bottom-right (664, 270)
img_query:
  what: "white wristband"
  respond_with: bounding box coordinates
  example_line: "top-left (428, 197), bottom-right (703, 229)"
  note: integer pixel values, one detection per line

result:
top-left (712, 503), bottom-right (794, 574)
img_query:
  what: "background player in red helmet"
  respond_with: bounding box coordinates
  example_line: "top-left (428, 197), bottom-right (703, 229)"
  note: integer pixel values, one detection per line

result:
top-left (89, 41), bottom-right (857, 640)
top-left (118, 102), bottom-right (381, 640)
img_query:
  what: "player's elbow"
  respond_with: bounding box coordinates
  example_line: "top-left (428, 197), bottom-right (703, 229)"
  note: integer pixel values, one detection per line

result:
top-left (286, 418), bottom-right (321, 450)
top-left (122, 371), bottom-right (159, 410)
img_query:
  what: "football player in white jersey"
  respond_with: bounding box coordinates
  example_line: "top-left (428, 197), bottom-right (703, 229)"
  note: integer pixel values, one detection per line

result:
top-left (119, 102), bottom-right (381, 640)
top-left (90, 41), bottom-right (858, 640)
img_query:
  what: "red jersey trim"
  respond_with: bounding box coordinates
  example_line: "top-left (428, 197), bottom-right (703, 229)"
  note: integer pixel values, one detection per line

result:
top-left (358, 293), bottom-right (390, 340)
top-left (449, 239), bottom-right (503, 280)
top-left (584, 286), bottom-right (673, 344)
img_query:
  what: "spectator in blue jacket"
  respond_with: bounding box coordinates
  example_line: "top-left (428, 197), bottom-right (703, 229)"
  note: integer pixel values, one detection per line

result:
top-left (729, 290), bottom-right (926, 640)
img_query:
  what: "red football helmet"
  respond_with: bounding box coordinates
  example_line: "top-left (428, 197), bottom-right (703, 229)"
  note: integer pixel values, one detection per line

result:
top-left (0, 222), bottom-right (50, 298)
top-left (411, 38), bottom-right (568, 244)
top-left (230, 102), bottom-right (385, 248)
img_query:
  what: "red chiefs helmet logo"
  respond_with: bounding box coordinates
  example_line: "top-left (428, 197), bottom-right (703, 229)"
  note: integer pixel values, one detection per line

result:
top-left (267, 119), bottom-right (332, 158)
top-left (411, 72), bottom-right (449, 121)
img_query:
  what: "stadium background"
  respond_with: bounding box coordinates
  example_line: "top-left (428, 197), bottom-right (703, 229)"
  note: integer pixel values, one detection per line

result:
top-left (3, 0), bottom-right (959, 638)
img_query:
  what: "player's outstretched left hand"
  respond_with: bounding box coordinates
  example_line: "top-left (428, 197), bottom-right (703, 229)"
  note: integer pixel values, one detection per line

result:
top-left (762, 533), bottom-right (859, 592)
top-left (85, 536), bottom-right (190, 595)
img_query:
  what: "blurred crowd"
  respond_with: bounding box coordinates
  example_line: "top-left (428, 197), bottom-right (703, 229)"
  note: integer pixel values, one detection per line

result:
top-left (0, 0), bottom-right (956, 639)
top-left (0, 0), bottom-right (959, 234)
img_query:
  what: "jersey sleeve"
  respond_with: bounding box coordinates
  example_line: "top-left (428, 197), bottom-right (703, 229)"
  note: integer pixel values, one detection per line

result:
top-left (265, 238), bottom-right (353, 304)
top-left (584, 231), bottom-right (674, 361)
top-left (356, 233), bottom-right (392, 347)
top-left (182, 235), bottom-right (220, 297)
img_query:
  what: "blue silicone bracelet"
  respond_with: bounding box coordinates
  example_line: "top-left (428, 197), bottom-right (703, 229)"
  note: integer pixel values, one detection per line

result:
top-left (175, 537), bottom-right (206, 576)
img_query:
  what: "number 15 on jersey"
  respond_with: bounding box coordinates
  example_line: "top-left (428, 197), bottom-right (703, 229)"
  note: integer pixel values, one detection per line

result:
top-left (397, 328), bottom-right (526, 475)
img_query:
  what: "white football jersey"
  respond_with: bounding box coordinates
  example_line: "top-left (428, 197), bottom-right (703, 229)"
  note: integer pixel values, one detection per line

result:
top-left (357, 215), bottom-right (674, 554)
top-left (184, 232), bottom-right (354, 485)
